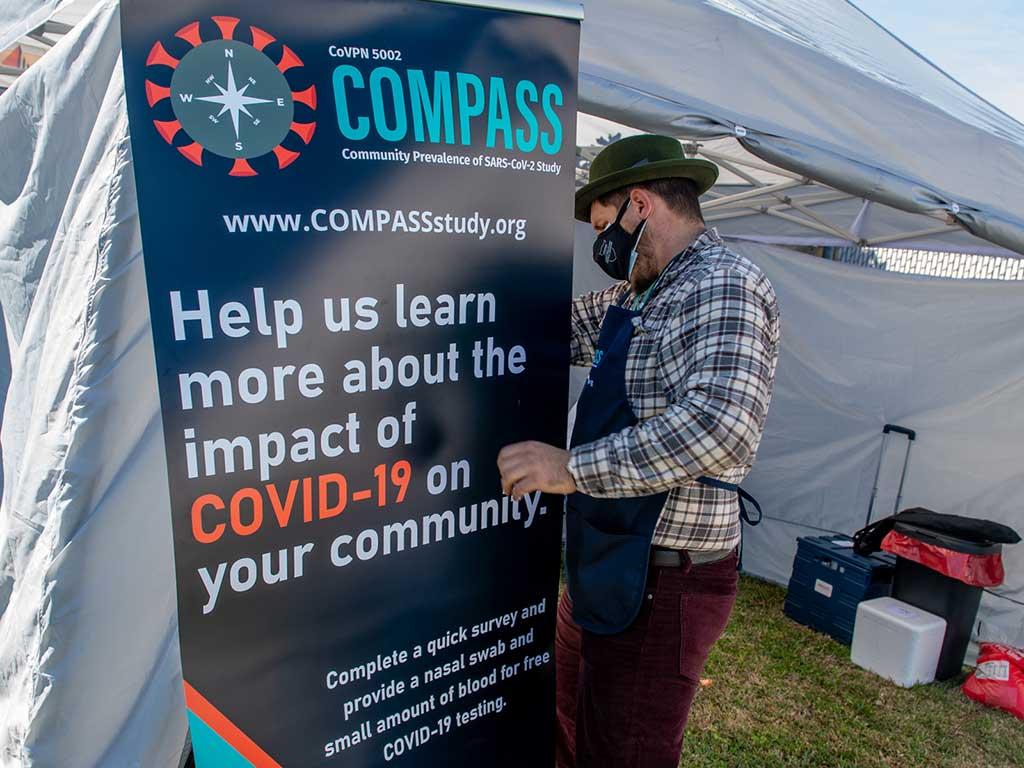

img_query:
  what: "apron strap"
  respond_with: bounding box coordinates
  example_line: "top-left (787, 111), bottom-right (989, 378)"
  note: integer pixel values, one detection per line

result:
top-left (737, 487), bottom-right (763, 527)
top-left (696, 476), bottom-right (763, 571)
top-left (696, 476), bottom-right (762, 526)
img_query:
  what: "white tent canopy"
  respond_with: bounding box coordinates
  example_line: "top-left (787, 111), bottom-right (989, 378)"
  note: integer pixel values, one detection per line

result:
top-left (1, 1), bottom-right (1023, 766)
top-left (578, 0), bottom-right (1024, 257)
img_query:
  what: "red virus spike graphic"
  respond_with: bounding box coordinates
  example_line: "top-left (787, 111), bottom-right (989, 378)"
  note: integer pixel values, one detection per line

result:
top-left (212, 16), bottom-right (240, 40)
top-left (145, 80), bottom-right (171, 107)
top-left (175, 21), bottom-right (202, 48)
top-left (153, 19), bottom-right (309, 175)
top-left (277, 45), bottom-right (303, 73)
top-left (229, 158), bottom-right (258, 177)
top-left (292, 85), bottom-right (316, 110)
top-left (178, 142), bottom-right (204, 166)
top-left (146, 41), bottom-right (179, 68)
top-left (153, 119), bottom-right (182, 144)
top-left (290, 121), bottom-right (316, 145)
top-left (249, 26), bottom-right (276, 52)
top-left (273, 146), bottom-right (301, 169)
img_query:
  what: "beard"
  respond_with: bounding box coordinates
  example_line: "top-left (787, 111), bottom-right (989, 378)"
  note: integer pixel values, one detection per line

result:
top-left (629, 246), bottom-right (659, 293)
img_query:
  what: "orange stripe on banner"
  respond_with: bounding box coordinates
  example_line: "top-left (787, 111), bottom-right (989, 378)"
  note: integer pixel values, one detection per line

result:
top-left (184, 682), bottom-right (282, 768)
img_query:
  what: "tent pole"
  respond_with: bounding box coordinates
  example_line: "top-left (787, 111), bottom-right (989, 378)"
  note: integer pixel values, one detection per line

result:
top-left (704, 188), bottom-right (849, 213)
top-left (42, 20), bottom-right (73, 35)
top-left (698, 148), bottom-right (805, 181)
top-left (702, 151), bottom-right (858, 240)
top-left (704, 154), bottom-right (856, 240)
top-left (702, 179), bottom-right (807, 210)
top-left (706, 206), bottom-right (855, 243)
top-left (864, 223), bottom-right (961, 246)
top-left (849, 200), bottom-right (872, 241)
top-left (706, 155), bottom-right (764, 187)
top-left (784, 198), bottom-right (858, 241)
top-left (704, 191), bottom-right (852, 220)
top-left (760, 209), bottom-right (855, 241)
top-left (26, 32), bottom-right (55, 48)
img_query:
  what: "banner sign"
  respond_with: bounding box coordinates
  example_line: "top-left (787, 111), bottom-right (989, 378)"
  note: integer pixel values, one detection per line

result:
top-left (119, 1), bottom-right (579, 764)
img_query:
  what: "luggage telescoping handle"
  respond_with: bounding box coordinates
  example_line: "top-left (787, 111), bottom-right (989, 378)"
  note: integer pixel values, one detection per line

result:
top-left (865, 423), bottom-right (916, 527)
top-left (883, 424), bottom-right (916, 440)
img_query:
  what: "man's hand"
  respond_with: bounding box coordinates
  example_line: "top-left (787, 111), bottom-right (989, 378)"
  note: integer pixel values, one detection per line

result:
top-left (497, 441), bottom-right (577, 501)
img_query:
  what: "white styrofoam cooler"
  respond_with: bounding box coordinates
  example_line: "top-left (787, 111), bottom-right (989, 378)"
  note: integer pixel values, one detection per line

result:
top-left (850, 597), bottom-right (947, 687)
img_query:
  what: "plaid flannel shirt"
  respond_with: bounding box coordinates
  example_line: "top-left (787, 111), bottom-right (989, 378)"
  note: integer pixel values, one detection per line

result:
top-left (567, 229), bottom-right (780, 551)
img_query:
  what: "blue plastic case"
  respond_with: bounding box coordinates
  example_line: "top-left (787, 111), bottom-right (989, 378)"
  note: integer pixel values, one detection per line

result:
top-left (783, 535), bottom-right (896, 645)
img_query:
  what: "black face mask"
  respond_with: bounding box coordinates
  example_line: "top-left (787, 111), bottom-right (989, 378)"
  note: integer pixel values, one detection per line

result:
top-left (592, 198), bottom-right (648, 281)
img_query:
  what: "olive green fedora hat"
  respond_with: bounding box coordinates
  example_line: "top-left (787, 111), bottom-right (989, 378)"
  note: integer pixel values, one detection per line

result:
top-left (575, 134), bottom-right (719, 222)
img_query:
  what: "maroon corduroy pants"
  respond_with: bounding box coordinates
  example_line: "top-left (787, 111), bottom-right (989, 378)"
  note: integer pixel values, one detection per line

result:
top-left (555, 551), bottom-right (738, 768)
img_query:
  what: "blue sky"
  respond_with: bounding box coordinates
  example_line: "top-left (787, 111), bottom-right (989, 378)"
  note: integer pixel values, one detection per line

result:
top-left (852, 0), bottom-right (1024, 123)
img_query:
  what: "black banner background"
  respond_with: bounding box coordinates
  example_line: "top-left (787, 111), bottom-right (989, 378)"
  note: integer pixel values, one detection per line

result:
top-left (120, 0), bottom-right (579, 765)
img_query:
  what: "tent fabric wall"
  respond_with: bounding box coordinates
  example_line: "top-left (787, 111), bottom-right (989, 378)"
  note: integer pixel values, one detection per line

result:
top-left (0, 2), bottom-right (187, 766)
top-left (736, 241), bottom-right (1024, 648)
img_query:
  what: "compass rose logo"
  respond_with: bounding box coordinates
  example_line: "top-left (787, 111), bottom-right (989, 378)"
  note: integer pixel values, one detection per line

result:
top-left (144, 16), bottom-right (317, 176)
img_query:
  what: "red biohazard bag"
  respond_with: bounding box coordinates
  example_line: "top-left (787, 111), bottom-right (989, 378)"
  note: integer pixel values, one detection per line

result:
top-left (962, 643), bottom-right (1024, 720)
top-left (880, 530), bottom-right (1004, 587)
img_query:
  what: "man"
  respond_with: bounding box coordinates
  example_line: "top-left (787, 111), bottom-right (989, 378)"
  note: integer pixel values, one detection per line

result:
top-left (497, 134), bottom-right (780, 768)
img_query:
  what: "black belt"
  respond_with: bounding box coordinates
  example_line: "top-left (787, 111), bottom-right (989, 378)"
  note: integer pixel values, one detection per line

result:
top-left (651, 547), bottom-right (734, 568)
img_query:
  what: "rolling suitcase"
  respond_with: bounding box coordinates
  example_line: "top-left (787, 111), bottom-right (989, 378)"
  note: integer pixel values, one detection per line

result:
top-left (864, 423), bottom-right (916, 527)
top-left (783, 424), bottom-right (913, 644)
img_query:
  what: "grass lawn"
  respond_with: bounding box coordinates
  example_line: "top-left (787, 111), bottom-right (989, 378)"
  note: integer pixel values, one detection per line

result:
top-left (680, 576), bottom-right (1023, 767)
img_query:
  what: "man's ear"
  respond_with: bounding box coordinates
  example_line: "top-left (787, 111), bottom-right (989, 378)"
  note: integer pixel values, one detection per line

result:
top-left (629, 187), bottom-right (655, 219)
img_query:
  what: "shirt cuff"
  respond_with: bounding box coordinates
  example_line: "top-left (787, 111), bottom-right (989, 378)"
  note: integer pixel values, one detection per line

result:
top-left (567, 440), bottom-right (610, 496)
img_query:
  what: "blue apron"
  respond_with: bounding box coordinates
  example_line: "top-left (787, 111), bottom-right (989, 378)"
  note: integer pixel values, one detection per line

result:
top-left (566, 300), bottom-right (761, 636)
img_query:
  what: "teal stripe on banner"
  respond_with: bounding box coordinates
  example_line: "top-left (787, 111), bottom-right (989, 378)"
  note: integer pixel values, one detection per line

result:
top-left (187, 712), bottom-right (252, 768)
